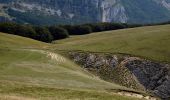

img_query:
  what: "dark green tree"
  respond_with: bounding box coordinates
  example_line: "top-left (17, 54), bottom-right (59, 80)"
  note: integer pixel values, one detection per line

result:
top-left (49, 26), bottom-right (69, 40)
top-left (34, 26), bottom-right (53, 42)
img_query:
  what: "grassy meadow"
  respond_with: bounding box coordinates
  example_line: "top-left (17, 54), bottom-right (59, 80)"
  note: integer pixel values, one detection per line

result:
top-left (53, 25), bottom-right (170, 63)
top-left (0, 32), bottom-right (145, 100)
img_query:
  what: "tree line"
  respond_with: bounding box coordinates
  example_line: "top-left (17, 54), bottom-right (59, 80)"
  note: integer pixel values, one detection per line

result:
top-left (0, 22), bottom-right (169, 43)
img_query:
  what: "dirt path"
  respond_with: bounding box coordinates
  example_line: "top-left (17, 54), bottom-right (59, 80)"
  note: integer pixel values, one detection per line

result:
top-left (0, 94), bottom-right (37, 100)
top-left (27, 49), bottom-right (66, 64)
top-left (46, 52), bottom-right (66, 63)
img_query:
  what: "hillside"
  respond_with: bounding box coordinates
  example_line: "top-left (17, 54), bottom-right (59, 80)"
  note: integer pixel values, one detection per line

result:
top-left (54, 24), bottom-right (170, 63)
top-left (0, 0), bottom-right (170, 24)
top-left (0, 32), bottom-right (149, 100)
top-left (53, 24), bottom-right (170, 99)
top-left (0, 32), bottom-right (49, 48)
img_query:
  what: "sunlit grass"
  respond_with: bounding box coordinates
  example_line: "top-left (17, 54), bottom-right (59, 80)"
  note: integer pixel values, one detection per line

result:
top-left (0, 32), bottom-right (144, 99)
top-left (54, 25), bottom-right (170, 63)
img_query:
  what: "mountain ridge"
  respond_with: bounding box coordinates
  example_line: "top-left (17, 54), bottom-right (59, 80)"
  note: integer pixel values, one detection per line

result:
top-left (0, 0), bottom-right (170, 25)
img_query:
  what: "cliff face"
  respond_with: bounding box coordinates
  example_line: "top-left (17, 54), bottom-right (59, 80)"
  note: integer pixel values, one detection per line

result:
top-left (9, 0), bottom-right (99, 19)
top-left (100, 0), bottom-right (127, 23)
top-left (69, 51), bottom-right (170, 99)
top-left (5, 0), bottom-right (127, 24)
top-left (154, 0), bottom-right (170, 10)
top-left (0, 0), bottom-right (170, 24)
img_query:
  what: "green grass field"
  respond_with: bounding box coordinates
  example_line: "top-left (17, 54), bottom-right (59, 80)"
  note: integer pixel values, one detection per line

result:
top-left (0, 32), bottom-right (145, 100)
top-left (54, 25), bottom-right (170, 63)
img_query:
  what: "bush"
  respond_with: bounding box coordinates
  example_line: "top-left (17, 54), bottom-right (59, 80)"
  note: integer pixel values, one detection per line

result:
top-left (87, 23), bottom-right (128, 32)
top-left (61, 25), bottom-right (92, 35)
top-left (15, 25), bottom-right (36, 38)
top-left (0, 22), bottom-right (17, 34)
top-left (33, 26), bottom-right (53, 42)
top-left (76, 25), bottom-right (92, 35)
top-left (89, 23), bottom-right (105, 32)
top-left (49, 26), bottom-right (69, 40)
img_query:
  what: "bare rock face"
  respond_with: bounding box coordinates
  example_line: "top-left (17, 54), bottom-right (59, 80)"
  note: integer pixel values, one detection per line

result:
top-left (153, 0), bottom-right (170, 10)
top-left (69, 51), bottom-right (170, 99)
top-left (100, 0), bottom-right (128, 23)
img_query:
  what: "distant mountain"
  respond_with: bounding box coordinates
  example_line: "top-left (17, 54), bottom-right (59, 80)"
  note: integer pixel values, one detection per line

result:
top-left (0, 0), bottom-right (170, 25)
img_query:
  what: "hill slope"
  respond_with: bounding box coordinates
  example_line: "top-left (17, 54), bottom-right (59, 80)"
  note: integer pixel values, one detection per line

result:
top-left (53, 24), bottom-right (170, 99)
top-left (0, 32), bottom-right (49, 48)
top-left (0, 32), bottom-right (147, 100)
top-left (54, 24), bottom-right (170, 63)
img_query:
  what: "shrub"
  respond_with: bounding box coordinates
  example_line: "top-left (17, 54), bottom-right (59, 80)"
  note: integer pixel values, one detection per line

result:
top-left (33, 26), bottom-right (53, 42)
top-left (61, 25), bottom-right (92, 35)
top-left (15, 25), bottom-right (36, 38)
top-left (49, 26), bottom-right (69, 40)
top-left (76, 25), bottom-right (92, 35)
top-left (0, 22), bottom-right (17, 34)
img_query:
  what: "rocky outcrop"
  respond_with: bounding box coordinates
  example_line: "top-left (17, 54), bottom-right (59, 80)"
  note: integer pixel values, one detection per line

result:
top-left (69, 51), bottom-right (170, 99)
top-left (100, 0), bottom-right (128, 23)
top-left (153, 0), bottom-right (170, 10)
top-left (123, 58), bottom-right (170, 99)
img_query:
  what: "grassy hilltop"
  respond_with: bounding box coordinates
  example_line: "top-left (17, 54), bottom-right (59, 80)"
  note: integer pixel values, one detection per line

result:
top-left (0, 32), bottom-right (144, 100)
top-left (54, 25), bottom-right (170, 63)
